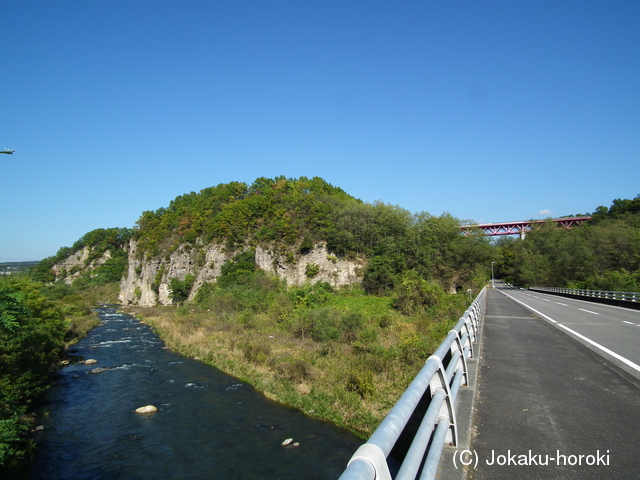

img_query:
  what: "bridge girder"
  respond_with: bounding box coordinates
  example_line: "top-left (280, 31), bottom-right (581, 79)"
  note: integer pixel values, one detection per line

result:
top-left (460, 217), bottom-right (592, 238)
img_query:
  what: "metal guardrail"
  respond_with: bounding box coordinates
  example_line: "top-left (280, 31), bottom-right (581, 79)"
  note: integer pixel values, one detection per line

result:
top-left (338, 287), bottom-right (486, 480)
top-left (531, 286), bottom-right (640, 303)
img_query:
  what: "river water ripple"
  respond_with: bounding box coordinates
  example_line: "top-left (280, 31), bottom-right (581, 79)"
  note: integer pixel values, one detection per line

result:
top-left (30, 307), bottom-right (361, 479)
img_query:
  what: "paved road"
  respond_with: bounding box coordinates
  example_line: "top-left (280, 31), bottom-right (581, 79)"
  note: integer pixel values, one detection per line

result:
top-left (501, 287), bottom-right (640, 379)
top-left (468, 286), bottom-right (640, 479)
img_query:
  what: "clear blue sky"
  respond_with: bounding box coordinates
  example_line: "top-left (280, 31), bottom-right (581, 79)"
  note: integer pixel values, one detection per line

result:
top-left (2, 1), bottom-right (639, 261)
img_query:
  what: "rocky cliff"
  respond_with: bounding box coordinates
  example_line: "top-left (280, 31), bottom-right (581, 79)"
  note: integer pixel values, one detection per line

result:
top-left (52, 246), bottom-right (113, 284)
top-left (119, 239), bottom-right (364, 306)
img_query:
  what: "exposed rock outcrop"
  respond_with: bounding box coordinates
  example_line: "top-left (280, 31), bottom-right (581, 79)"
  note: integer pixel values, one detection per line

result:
top-left (255, 244), bottom-right (362, 288)
top-left (52, 246), bottom-right (112, 284)
top-left (118, 239), bottom-right (364, 307)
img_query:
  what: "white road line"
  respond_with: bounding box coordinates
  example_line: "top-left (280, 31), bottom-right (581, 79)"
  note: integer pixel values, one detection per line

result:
top-left (502, 291), bottom-right (558, 323)
top-left (623, 321), bottom-right (634, 325)
top-left (579, 308), bottom-right (599, 315)
top-left (556, 324), bottom-right (640, 374)
top-left (556, 302), bottom-right (568, 306)
top-left (500, 290), bottom-right (640, 374)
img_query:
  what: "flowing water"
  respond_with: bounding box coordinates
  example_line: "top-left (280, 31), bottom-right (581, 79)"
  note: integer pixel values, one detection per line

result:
top-left (30, 307), bottom-right (362, 479)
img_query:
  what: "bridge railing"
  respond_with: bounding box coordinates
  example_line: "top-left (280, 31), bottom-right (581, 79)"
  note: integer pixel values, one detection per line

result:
top-left (530, 286), bottom-right (640, 303)
top-left (337, 287), bottom-right (486, 480)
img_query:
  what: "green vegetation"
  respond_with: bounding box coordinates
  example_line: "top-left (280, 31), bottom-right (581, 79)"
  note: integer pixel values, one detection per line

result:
top-left (0, 276), bottom-right (107, 478)
top-left (168, 275), bottom-right (195, 304)
top-left (496, 194), bottom-right (640, 291)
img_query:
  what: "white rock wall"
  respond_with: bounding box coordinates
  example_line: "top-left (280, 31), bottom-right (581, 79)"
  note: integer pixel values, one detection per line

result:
top-left (52, 246), bottom-right (112, 284)
top-left (118, 240), bottom-right (364, 306)
top-left (255, 243), bottom-right (362, 288)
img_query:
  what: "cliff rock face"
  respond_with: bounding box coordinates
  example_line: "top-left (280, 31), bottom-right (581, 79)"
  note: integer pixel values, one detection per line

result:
top-left (119, 240), bottom-right (363, 307)
top-left (52, 247), bottom-right (112, 284)
top-left (255, 244), bottom-right (362, 288)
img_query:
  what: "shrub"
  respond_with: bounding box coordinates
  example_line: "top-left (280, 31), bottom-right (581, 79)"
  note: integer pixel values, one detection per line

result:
top-left (299, 237), bottom-right (314, 254)
top-left (271, 358), bottom-right (314, 383)
top-left (341, 311), bottom-right (364, 342)
top-left (242, 340), bottom-right (272, 365)
top-left (288, 281), bottom-right (334, 308)
top-left (218, 250), bottom-right (257, 287)
top-left (398, 333), bottom-right (429, 366)
top-left (358, 325), bottom-right (379, 343)
top-left (168, 274), bottom-right (195, 304)
top-left (346, 370), bottom-right (375, 399)
top-left (293, 308), bottom-right (340, 342)
top-left (305, 263), bottom-right (320, 278)
top-left (310, 310), bottom-right (340, 342)
top-left (393, 271), bottom-right (444, 315)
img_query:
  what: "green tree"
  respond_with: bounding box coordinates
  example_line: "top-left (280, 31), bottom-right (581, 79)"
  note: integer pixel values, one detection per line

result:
top-left (0, 279), bottom-right (67, 477)
top-left (362, 256), bottom-right (396, 295)
top-left (393, 271), bottom-right (445, 315)
top-left (168, 274), bottom-right (195, 304)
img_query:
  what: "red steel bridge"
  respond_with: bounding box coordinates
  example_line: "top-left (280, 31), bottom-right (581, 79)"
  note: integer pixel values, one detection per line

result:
top-left (460, 216), bottom-right (592, 239)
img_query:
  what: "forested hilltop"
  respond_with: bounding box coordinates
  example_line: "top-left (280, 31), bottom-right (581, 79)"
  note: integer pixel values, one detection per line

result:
top-left (130, 176), bottom-right (492, 297)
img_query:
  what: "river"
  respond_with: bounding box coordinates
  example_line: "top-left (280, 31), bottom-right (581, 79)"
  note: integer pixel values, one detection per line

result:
top-left (29, 307), bottom-right (362, 479)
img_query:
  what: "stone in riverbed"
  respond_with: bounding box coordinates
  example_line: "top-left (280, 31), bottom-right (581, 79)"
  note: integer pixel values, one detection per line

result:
top-left (90, 367), bottom-right (110, 374)
top-left (84, 359), bottom-right (98, 365)
top-left (135, 405), bottom-right (158, 414)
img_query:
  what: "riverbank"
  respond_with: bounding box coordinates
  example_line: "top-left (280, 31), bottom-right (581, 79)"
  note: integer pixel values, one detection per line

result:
top-left (123, 288), bottom-right (469, 438)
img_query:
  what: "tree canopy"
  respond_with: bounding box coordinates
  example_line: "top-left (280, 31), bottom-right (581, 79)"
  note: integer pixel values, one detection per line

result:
top-left (131, 176), bottom-right (493, 294)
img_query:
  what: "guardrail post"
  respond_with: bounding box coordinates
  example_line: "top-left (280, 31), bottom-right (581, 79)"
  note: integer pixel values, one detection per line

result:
top-left (427, 355), bottom-right (458, 446)
top-left (447, 330), bottom-right (469, 387)
top-left (346, 444), bottom-right (392, 480)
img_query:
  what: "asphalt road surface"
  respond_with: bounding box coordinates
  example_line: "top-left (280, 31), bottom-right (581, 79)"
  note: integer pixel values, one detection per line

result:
top-left (466, 285), bottom-right (640, 480)
top-left (499, 284), bottom-right (640, 380)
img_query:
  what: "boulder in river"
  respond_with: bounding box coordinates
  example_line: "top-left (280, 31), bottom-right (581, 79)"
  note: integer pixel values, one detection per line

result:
top-left (84, 359), bottom-right (98, 365)
top-left (135, 405), bottom-right (158, 414)
top-left (90, 367), bottom-right (110, 374)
